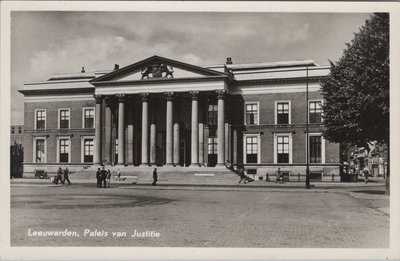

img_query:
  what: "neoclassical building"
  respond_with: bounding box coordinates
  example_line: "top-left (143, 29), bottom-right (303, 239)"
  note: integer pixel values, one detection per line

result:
top-left (20, 56), bottom-right (340, 179)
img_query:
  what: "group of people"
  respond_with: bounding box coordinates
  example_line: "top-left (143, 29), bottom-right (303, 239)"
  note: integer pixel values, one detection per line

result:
top-left (53, 167), bottom-right (72, 185)
top-left (96, 167), bottom-right (112, 188)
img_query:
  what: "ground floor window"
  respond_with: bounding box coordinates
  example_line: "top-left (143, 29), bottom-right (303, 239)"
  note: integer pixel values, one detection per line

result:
top-left (83, 139), bottom-right (94, 163)
top-left (277, 136), bottom-right (289, 163)
top-left (245, 136), bottom-right (258, 163)
top-left (310, 135), bottom-right (322, 163)
top-left (35, 138), bottom-right (46, 163)
top-left (115, 139), bottom-right (118, 164)
top-left (208, 137), bottom-right (217, 166)
top-left (59, 138), bottom-right (69, 163)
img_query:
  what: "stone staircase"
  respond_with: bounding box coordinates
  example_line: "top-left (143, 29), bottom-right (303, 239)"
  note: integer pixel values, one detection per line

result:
top-left (73, 165), bottom-right (240, 185)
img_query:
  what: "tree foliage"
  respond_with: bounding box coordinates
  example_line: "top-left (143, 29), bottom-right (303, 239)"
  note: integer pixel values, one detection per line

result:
top-left (321, 13), bottom-right (389, 149)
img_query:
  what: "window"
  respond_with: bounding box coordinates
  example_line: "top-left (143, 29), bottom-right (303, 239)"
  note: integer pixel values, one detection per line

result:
top-left (11, 127), bottom-right (15, 134)
top-left (309, 101), bottom-right (322, 124)
top-left (115, 139), bottom-right (118, 163)
top-left (245, 136), bottom-right (258, 163)
top-left (83, 139), bottom-right (94, 163)
top-left (35, 139), bottom-right (45, 163)
top-left (208, 137), bottom-right (217, 154)
top-left (277, 136), bottom-right (289, 163)
top-left (59, 109), bottom-right (70, 129)
top-left (18, 127), bottom-right (22, 134)
top-left (83, 108), bottom-right (95, 128)
top-left (276, 102), bottom-right (290, 124)
top-left (207, 104), bottom-right (218, 126)
top-left (245, 103), bottom-right (258, 125)
top-left (310, 136), bottom-right (322, 163)
top-left (59, 138), bottom-right (69, 163)
top-left (36, 109), bottom-right (46, 129)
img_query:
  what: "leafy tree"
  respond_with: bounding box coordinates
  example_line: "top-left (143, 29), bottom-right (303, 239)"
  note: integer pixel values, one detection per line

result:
top-left (321, 13), bottom-right (389, 192)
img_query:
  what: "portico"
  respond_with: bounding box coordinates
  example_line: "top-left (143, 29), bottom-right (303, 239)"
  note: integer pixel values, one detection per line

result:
top-left (90, 56), bottom-right (232, 168)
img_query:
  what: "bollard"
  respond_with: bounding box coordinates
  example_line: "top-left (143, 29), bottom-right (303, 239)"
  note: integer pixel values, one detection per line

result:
top-left (298, 173), bottom-right (300, 181)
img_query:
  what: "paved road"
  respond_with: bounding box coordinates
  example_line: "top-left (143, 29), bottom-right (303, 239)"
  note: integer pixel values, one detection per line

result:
top-left (10, 183), bottom-right (389, 247)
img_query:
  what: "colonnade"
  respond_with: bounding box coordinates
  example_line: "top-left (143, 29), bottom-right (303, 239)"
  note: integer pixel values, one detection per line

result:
top-left (93, 90), bottom-right (227, 167)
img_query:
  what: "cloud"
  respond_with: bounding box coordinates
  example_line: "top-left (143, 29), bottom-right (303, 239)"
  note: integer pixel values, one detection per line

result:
top-left (29, 35), bottom-right (129, 78)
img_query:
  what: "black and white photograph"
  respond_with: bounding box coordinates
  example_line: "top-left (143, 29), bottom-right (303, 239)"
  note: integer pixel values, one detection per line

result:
top-left (1, 1), bottom-right (399, 260)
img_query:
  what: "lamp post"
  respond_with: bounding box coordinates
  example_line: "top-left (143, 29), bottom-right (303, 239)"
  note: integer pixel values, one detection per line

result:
top-left (306, 66), bottom-right (311, 189)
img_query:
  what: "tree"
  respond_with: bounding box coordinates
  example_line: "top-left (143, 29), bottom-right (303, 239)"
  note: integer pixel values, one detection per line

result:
top-left (320, 13), bottom-right (389, 193)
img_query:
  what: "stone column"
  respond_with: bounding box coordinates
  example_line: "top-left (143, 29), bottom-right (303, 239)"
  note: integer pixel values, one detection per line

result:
top-left (140, 93), bottom-right (149, 166)
top-left (217, 90), bottom-right (226, 166)
top-left (126, 99), bottom-right (134, 165)
top-left (104, 98), bottom-right (112, 164)
top-left (94, 95), bottom-right (103, 164)
top-left (117, 94), bottom-right (125, 165)
top-left (233, 128), bottom-right (238, 164)
top-left (199, 123), bottom-right (204, 166)
top-left (165, 92), bottom-right (174, 166)
top-left (190, 91), bottom-right (199, 166)
top-left (150, 97), bottom-right (157, 165)
top-left (173, 122), bottom-right (180, 166)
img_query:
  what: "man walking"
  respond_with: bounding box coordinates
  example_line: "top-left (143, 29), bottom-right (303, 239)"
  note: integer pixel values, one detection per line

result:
top-left (64, 167), bottom-right (71, 185)
top-left (152, 168), bottom-right (158, 186)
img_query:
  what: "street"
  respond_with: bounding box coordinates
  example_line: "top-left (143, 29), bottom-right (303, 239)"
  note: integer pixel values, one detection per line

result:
top-left (10, 182), bottom-right (389, 247)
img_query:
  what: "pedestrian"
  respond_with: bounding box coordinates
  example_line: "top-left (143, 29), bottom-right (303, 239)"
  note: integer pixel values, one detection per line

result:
top-left (238, 168), bottom-right (247, 184)
top-left (363, 167), bottom-right (369, 183)
top-left (54, 167), bottom-right (63, 184)
top-left (152, 168), bottom-right (158, 186)
top-left (100, 166), bottom-right (108, 188)
top-left (63, 167), bottom-right (71, 185)
top-left (275, 168), bottom-right (282, 183)
top-left (117, 169), bottom-right (121, 179)
top-left (107, 169), bottom-right (111, 188)
top-left (96, 168), bottom-right (101, 188)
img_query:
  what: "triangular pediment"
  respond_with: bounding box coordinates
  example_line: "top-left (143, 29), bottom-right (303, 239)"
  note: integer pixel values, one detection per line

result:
top-left (91, 55), bottom-right (229, 83)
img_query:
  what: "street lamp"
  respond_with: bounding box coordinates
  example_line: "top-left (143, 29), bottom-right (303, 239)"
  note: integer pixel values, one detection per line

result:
top-left (306, 66), bottom-right (311, 189)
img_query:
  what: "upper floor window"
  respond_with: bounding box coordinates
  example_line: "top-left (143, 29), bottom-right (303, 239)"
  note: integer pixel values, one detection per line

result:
top-left (35, 109), bottom-right (46, 129)
top-left (309, 101), bottom-right (322, 124)
top-left (245, 103), bottom-right (259, 125)
top-left (59, 109), bottom-right (70, 129)
top-left (18, 127), bottom-right (22, 134)
top-left (83, 108), bottom-right (95, 128)
top-left (276, 102), bottom-right (290, 124)
top-left (207, 104), bottom-right (218, 126)
top-left (11, 127), bottom-right (15, 134)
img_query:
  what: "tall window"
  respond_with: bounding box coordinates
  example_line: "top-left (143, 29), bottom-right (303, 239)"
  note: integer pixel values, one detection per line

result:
top-left (18, 127), bottom-right (22, 134)
top-left (246, 136), bottom-right (258, 163)
top-left (11, 127), bottom-right (15, 134)
top-left (277, 136), bottom-right (289, 163)
top-left (35, 139), bottom-right (45, 163)
top-left (36, 110), bottom-right (46, 129)
top-left (83, 139), bottom-right (94, 163)
top-left (309, 101), bottom-right (322, 124)
top-left (276, 102), bottom-right (289, 124)
top-left (84, 108), bottom-right (95, 128)
top-left (59, 139), bottom-right (69, 163)
top-left (207, 104), bottom-right (218, 126)
top-left (208, 137), bottom-right (217, 154)
top-left (245, 103), bottom-right (258, 125)
top-left (310, 136), bottom-right (322, 163)
top-left (59, 109), bottom-right (70, 129)
top-left (115, 139), bottom-right (118, 163)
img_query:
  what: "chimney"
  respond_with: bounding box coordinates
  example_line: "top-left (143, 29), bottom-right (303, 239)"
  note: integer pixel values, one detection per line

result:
top-left (81, 67), bottom-right (85, 73)
top-left (114, 64), bottom-right (119, 70)
top-left (226, 57), bottom-right (233, 65)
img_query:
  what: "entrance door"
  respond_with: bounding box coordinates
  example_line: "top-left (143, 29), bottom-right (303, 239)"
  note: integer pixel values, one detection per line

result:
top-left (156, 132), bottom-right (165, 166)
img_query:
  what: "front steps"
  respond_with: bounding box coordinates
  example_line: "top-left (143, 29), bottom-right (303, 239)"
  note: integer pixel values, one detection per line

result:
top-left (74, 165), bottom-right (240, 185)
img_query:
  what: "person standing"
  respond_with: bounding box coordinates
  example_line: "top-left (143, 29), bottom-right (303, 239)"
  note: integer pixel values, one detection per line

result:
top-left (107, 169), bottom-right (111, 188)
top-left (96, 168), bottom-right (101, 188)
top-left (276, 168), bottom-right (282, 183)
top-left (238, 168), bottom-right (247, 184)
top-left (64, 167), bottom-right (71, 185)
top-left (152, 168), bottom-right (158, 186)
top-left (100, 166), bottom-right (108, 188)
top-left (363, 167), bottom-right (369, 183)
top-left (55, 167), bottom-right (63, 185)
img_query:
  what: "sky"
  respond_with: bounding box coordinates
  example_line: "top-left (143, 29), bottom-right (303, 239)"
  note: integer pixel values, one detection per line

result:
top-left (10, 11), bottom-right (371, 124)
